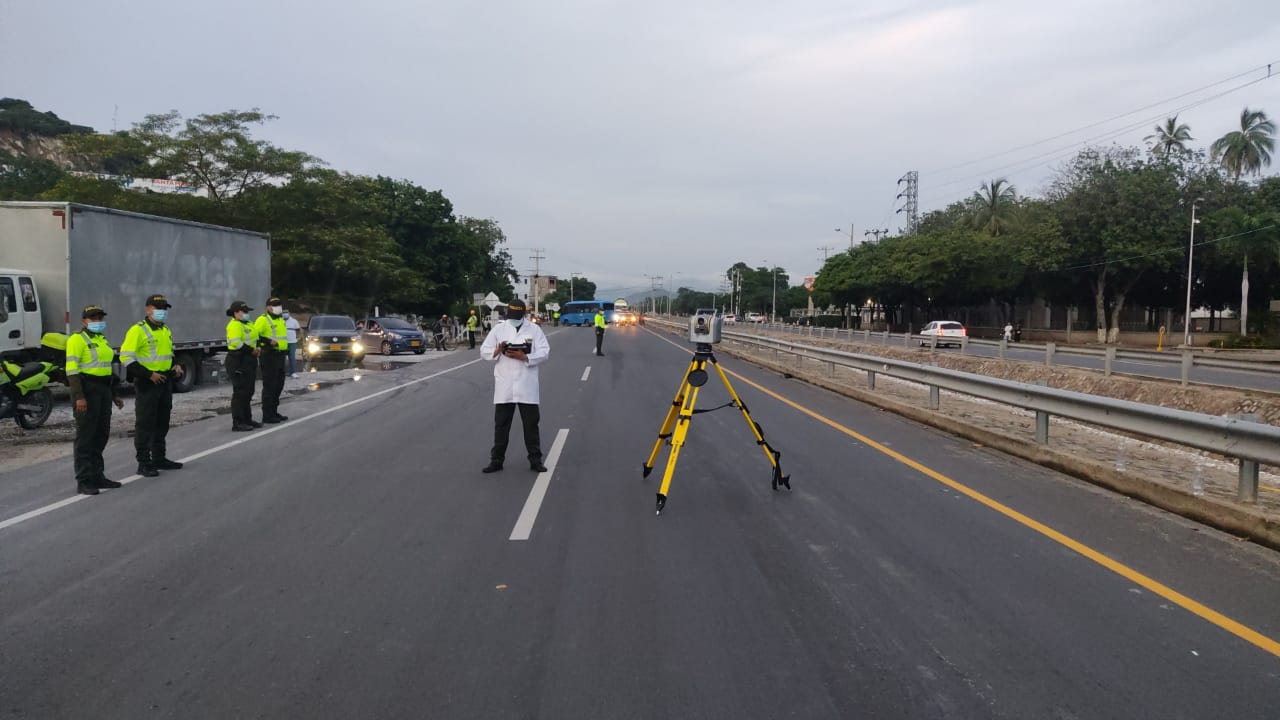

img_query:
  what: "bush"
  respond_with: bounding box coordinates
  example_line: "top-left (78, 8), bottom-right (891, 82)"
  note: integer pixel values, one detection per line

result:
top-left (1207, 334), bottom-right (1280, 349)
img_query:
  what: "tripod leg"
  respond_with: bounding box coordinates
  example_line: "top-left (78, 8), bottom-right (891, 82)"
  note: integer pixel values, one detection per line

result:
top-left (656, 379), bottom-right (702, 515)
top-left (643, 358), bottom-right (700, 478)
top-left (710, 357), bottom-right (791, 491)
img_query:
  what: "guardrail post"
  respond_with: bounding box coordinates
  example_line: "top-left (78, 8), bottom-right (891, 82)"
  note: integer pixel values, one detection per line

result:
top-left (867, 370), bottom-right (876, 389)
top-left (795, 349), bottom-right (802, 368)
top-left (929, 385), bottom-right (940, 409)
top-left (960, 336), bottom-right (968, 355)
top-left (863, 328), bottom-right (870, 343)
top-left (929, 333), bottom-right (937, 351)
top-left (1045, 342), bottom-right (1056, 367)
top-left (904, 332), bottom-right (911, 348)
top-left (1104, 346), bottom-right (1116, 376)
top-left (882, 331), bottom-right (890, 346)
top-left (1239, 460), bottom-right (1259, 503)
top-left (1180, 350), bottom-right (1192, 387)
top-left (999, 337), bottom-right (1007, 359)
top-left (1035, 411), bottom-right (1049, 444)
top-left (826, 361), bottom-right (835, 377)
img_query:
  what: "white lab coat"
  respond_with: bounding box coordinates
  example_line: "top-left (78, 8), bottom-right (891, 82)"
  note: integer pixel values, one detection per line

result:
top-left (480, 320), bottom-right (551, 404)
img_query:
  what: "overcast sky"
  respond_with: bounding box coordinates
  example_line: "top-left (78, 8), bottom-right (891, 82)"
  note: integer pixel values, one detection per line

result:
top-left (3, 0), bottom-right (1279, 297)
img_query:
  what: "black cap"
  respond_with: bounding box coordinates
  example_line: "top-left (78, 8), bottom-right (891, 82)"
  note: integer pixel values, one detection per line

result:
top-left (82, 305), bottom-right (107, 318)
top-left (226, 300), bottom-right (253, 316)
top-left (267, 296), bottom-right (282, 306)
top-left (507, 299), bottom-right (527, 311)
top-left (145, 294), bottom-right (172, 309)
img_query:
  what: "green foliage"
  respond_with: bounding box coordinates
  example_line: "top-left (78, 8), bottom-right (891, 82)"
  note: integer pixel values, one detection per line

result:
top-left (542, 276), bottom-right (597, 308)
top-left (0, 98), bottom-right (94, 136)
top-left (0, 150), bottom-right (66, 199)
top-left (1211, 107), bottom-right (1275, 179)
top-left (1207, 335), bottom-right (1280, 349)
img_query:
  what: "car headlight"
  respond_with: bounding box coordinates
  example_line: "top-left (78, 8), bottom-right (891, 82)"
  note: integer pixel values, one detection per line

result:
top-left (307, 342), bottom-right (321, 354)
top-left (387, 332), bottom-right (401, 340)
top-left (352, 342), bottom-right (364, 354)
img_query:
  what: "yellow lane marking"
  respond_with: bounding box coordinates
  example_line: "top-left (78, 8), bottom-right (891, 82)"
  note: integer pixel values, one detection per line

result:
top-left (647, 329), bottom-right (1280, 658)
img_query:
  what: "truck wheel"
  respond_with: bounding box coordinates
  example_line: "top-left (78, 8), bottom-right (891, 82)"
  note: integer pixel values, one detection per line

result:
top-left (172, 354), bottom-right (199, 393)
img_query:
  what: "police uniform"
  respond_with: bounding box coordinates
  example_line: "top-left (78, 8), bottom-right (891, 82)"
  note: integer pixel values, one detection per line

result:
top-left (120, 294), bottom-right (183, 477)
top-left (254, 297), bottom-right (289, 423)
top-left (224, 300), bottom-right (261, 431)
top-left (66, 305), bottom-right (123, 495)
top-left (479, 299), bottom-right (551, 473)
top-left (466, 310), bottom-right (479, 349)
top-left (594, 309), bottom-right (606, 356)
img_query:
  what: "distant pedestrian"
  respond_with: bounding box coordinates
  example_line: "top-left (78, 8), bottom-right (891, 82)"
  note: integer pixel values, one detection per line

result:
top-left (66, 304), bottom-right (124, 495)
top-left (225, 300), bottom-right (261, 432)
top-left (120, 294), bottom-right (184, 478)
top-left (466, 309), bottom-right (479, 349)
top-left (284, 309), bottom-right (301, 378)
top-left (254, 297), bottom-right (289, 424)
top-left (480, 299), bottom-right (550, 473)
top-left (432, 314), bottom-right (448, 350)
top-left (593, 307), bottom-right (606, 356)
top-left (1003, 322), bottom-right (1013, 342)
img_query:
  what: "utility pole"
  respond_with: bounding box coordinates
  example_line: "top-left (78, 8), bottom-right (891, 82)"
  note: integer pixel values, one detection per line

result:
top-left (896, 171), bottom-right (919, 235)
top-left (817, 244), bottom-right (837, 263)
top-left (834, 225), bottom-right (855, 250)
top-left (528, 248), bottom-right (545, 317)
top-left (864, 228), bottom-right (889, 243)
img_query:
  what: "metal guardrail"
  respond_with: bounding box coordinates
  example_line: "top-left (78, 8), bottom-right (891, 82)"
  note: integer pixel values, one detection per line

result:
top-left (654, 319), bottom-right (1279, 503)
top-left (749, 322), bottom-right (1280, 387)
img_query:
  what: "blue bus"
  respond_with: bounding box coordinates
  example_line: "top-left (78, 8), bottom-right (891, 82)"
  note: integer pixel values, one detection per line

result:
top-left (560, 300), bottom-right (614, 326)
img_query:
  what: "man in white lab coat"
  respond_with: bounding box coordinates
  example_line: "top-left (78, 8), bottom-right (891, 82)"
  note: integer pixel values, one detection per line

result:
top-left (480, 299), bottom-right (551, 473)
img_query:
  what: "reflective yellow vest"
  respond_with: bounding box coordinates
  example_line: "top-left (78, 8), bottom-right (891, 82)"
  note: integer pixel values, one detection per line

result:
top-left (254, 314), bottom-right (287, 351)
top-left (226, 318), bottom-right (258, 351)
top-left (467, 315), bottom-right (479, 331)
top-left (121, 320), bottom-right (174, 372)
top-left (65, 331), bottom-right (115, 377)
top-left (594, 312), bottom-right (606, 329)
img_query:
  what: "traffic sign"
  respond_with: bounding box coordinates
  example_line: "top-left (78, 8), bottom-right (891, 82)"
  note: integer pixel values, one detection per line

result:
top-left (483, 292), bottom-right (501, 309)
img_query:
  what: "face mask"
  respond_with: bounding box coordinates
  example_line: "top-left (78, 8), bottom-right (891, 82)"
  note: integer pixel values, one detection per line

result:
top-left (152, 309), bottom-right (168, 322)
top-left (270, 305), bottom-right (282, 315)
top-left (509, 318), bottom-right (524, 329)
top-left (240, 313), bottom-right (252, 322)
top-left (282, 312), bottom-right (290, 319)
top-left (87, 321), bottom-right (106, 334)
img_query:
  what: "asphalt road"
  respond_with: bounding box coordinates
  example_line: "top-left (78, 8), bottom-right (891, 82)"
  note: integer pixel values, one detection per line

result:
top-left (3, 325), bottom-right (1279, 719)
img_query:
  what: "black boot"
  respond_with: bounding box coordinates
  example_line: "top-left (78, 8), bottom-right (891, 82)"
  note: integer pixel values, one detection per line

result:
top-left (155, 459), bottom-right (184, 470)
top-left (137, 464), bottom-right (159, 478)
top-left (482, 462), bottom-right (504, 473)
top-left (77, 482), bottom-right (100, 496)
top-left (96, 477), bottom-right (123, 489)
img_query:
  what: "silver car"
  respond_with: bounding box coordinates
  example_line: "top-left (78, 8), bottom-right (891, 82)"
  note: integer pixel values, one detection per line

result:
top-left (919, 321), bottom-right (967, 347)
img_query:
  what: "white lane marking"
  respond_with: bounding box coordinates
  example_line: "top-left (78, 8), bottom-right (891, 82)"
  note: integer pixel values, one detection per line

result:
top-left (581, 366), bottom-right (592, 381)
top-left (0, 359), bottom-right (483, 533)
top-left (509, 429), bottom-right (569, 541)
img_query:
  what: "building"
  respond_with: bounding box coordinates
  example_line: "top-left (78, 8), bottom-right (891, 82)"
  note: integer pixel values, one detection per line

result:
top-left (515, 275), bottom-right (557, 307)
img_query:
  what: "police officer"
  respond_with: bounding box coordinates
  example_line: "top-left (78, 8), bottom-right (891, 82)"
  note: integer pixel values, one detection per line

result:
top-left (254, 297), bottom-right (289, 423)
top-left (466, 309), bottom-right (479, 349)
top-left (66, 305), bottom-right (124, 495)
top-left (593, 306), bottom-right (606, 356)
top-left (225, 300), bottom-right (261, 432)
top-left (480, 299), bottom-right (550, 473)
top-left (121, 294), bottom-right (184, 478)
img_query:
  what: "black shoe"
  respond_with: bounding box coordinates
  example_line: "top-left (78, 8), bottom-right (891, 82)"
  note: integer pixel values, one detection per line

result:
top-left (77, 482), bottom-right (100, 496)
top-left (530, 461), bottom-right (548, 472)
top-left (232, 423), bottom-right (255, 432)
top-left (137, 464), bottom-right (159, 478)
top-left (96, 477), bottom-right (123, 489)
top-left (596, 352), bottom-right (604, 356)
top-left (482, 462), bottom-right (504, 473)
top-left (263, 416), bottom-right (282, 424)
top-left (273, 414), bottom-right (288, 422)
top-left (155, 459), bottom-right (184, 470)
top-left (249, 420), bottom-right (264, 428)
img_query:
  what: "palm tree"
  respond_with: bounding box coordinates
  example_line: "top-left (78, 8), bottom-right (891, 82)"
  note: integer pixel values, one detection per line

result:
top-left (970, 178), bottom-right (1017, 236)
top-left (1210, 107), bottom-right (1276, 179)
top-left (1144, 115), bottom-right (1193, 157)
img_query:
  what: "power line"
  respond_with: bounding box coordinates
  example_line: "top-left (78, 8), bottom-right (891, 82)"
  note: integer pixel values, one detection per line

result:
top-left (1055, 224), bottom-right (1278, 272)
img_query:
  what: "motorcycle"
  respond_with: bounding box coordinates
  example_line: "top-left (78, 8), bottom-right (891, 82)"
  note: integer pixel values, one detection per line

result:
top-left (0, 333), bottom-right (67, 430)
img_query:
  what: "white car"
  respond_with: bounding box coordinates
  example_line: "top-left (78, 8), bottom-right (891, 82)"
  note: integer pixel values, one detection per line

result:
top-left (745, 312), bottom-right (765, 323)
top-left (722, 314), bottom-right (737, 324)
top-left (919, 320), bottom-right (967, 347)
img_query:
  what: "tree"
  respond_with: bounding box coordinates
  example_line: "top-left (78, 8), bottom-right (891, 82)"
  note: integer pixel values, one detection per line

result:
top-left (1210, 107), bottom-right (1275, 180)
top-left (0, 98), bottom-right (93, 135)
top-left (541, 276), bottom-right (597, 309)
top-left (970, 178), bottom-right (1018, 236)
top-left (1145, 115), bottom-right (1193, 157)
top-left (0, 150), bottom-right (66, 199)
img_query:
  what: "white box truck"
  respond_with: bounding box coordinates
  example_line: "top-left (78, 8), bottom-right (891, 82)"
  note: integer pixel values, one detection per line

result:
top-left (0, 201), bottom-right (271, 391)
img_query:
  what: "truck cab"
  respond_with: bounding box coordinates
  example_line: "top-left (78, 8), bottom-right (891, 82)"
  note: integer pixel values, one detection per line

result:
top-left (0, 269), bottom-right (43, 357)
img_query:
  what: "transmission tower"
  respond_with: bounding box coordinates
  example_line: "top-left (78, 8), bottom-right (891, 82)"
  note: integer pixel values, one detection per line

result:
top-left (864, 228), bottom-right (889, 243)
top-left (896, 171), bottom-right (919, 235)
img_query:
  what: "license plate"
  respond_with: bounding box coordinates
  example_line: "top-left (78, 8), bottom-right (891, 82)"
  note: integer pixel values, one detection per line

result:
top-left (329, 344), bottom-right (342, 350)
top-left (410, 340), bottom-right (421, 347)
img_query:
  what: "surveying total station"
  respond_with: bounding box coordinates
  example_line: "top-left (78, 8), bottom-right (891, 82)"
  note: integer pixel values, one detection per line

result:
top-left (642, 309), bottom-right (791, 514)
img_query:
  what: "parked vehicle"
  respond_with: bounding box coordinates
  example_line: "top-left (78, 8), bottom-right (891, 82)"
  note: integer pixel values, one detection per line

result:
top-left (0, 202), bottom-right (270, 392)
top-left (304, 315), bottom-right (365, 368)
top-left (360, 316), bottom-right (427, 355)
top-left (722, 314), bottom-right (737, 324)
top-left (745, 312), bottom-right (765, 323)
top-left (560, 300), bottom-right (615, 326)
top-left (919, 320), bottom-right (967, 347)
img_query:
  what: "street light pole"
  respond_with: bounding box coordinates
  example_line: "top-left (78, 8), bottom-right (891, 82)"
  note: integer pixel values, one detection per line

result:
top-left (772, 267), bottom-right (777, 323)
top-left (1183, 198), bottom-right (1204, 346)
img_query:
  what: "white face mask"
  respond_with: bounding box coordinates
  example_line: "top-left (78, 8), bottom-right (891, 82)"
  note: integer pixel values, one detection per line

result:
top-left (270, 305), bottom-right (283, 315)
top-left (509, 319), bottom-right (524, 329)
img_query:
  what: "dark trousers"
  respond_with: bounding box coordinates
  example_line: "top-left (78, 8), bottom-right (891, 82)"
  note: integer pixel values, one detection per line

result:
top-left (491, 403), bottom-right (541, 465)
top-left (595, 327), bottom-right (605, 355)
top-left (226, 352), bottom-right (258, 425)
top-left (134, 376), bottom-right (173, 464)
top-left (468, 330), bottom-right (477, 349)
top-left (260, 350), bottom-right (286, 418)
top-left (74, 378), bottom-right (112, 483)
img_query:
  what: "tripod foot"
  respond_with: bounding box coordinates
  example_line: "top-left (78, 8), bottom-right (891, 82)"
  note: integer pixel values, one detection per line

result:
top-left (772, 466), bottom-right (792, 491)
top-left (642, 464), bottom-right (653, 479)
top-left (655, 493), bottom-right (667, 515)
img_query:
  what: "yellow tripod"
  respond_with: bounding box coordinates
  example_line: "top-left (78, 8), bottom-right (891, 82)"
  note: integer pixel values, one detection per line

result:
top-left (643, 343), bottom-right (790, 514)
